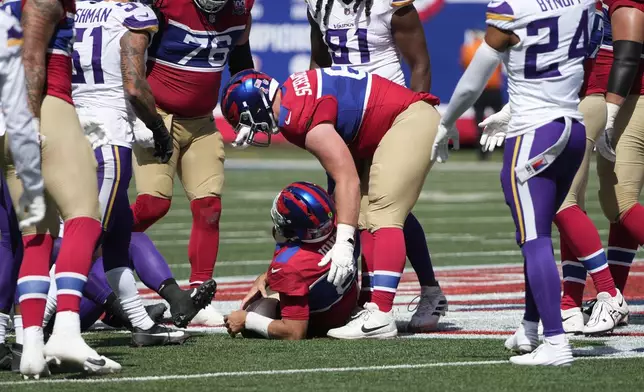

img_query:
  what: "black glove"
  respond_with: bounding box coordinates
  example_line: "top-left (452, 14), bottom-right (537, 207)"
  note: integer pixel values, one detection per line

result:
top-left (150, 116), bottom-right (173, 164)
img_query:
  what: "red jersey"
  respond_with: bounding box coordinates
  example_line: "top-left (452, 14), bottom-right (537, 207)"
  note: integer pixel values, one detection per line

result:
top-left (277, 67), bottom-right (440, 159)
top-left (586, 0), bottom-right (644, 96)
top-left (2, 0), bottom-right (75, 104)
top-left (147, 0), bottom-right (253, 117)
top-left (266, 233), bottom-right (359, 337)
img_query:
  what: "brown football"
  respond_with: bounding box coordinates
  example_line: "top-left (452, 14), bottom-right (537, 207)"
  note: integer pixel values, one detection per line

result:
top-left (242, 297), bottom-right (281, 339)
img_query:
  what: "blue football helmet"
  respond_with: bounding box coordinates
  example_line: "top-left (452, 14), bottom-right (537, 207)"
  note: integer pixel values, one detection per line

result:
top-left (221, 69), bottom-right (280, 148)
top-left (271, 182), bottom-right (336, 243)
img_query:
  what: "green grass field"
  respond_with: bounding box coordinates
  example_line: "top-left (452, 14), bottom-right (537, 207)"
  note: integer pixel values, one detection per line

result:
top-left (2, 146), bottom-right (644, 391)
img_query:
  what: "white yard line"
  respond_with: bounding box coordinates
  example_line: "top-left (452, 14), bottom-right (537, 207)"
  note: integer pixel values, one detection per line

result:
top-left (0, 355), bottom-right (641, 386)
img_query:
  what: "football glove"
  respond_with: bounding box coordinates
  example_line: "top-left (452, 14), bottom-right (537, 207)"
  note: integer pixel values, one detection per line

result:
top-left (150, 117), bottom-right (173, 164)
top-left (431, 121), bottom-right (460, 163)
top-left (596, 127), bottom-right (617, 163)
top-left (18, 193), bottom-right (45, 230)
top-left (318, 223), bottom-right (356, 288)
top-left (231, 124), bottom-right (252, 149)
top-left (479, 104), bottom-right (510, 152)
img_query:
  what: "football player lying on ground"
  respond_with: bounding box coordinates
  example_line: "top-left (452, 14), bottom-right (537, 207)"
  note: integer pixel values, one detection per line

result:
top-left (224, 182), bottom-right (359, 340)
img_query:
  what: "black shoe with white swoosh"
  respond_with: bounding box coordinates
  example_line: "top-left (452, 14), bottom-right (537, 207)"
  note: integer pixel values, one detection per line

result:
top-left (131, 325), bottom-right (191, 347)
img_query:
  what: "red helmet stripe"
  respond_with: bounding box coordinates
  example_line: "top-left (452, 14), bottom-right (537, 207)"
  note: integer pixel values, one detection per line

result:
top-left (282, 191), bottom-right (320, 226)
top-left (290, 182), bottom-right (332, 215)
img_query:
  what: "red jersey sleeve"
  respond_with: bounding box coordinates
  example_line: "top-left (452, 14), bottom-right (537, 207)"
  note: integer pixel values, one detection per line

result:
top-left (279, 293), bottom-right (310, 321)
top-left (607, 0), bottom-right (644, 15)
top-left (267, 263), bottom-right (309, 297)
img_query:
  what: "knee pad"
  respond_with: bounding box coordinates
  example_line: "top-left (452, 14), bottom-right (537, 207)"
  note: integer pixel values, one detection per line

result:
top-left (131, 194), bottom-right (171, 232)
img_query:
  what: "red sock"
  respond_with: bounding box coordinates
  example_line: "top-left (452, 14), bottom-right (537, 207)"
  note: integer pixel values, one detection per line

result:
top-left (555, 206), bottom-right (616, 296)
top-left (358, 230), bottom-right (374, 307)
top-left (55, 217), bottom-right (102, 313)
top-left (188, 197), bottom-right (221, 285)
top-left (559, 233), bottom-right (585, 310)
top-left (608, 221), bottom-right (638, 293)
top-left (17, 234), bottom-right (54, 328)
top-left (131, 194), bottom-right (171, 232)
top-left (371, 228), bottom-right (405, 312)
top-left (620, 204), bottom-right (644, 245)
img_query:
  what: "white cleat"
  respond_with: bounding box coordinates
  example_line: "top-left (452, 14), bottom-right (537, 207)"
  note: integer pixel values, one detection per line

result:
top-left (509, 340), bottom-right (573, 366)
top-left (561, 307), bottom-right (585, 335)
top-left (327, 302), bottom-right (397, 340)
top-left (20, 327), bottom-right (50, 380)
top-left (44, 333), bottom-right (121, 374)
top-left (504, 321), bottom-right (538, 354)
top-left (408, 284), bottom-right (448, 333)
top-left (190, 304), bottom-right (224, 326)
top-left (584, 290), bottom-right (629, 335)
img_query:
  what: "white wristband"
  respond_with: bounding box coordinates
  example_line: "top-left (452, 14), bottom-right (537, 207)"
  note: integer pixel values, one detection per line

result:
top-left (606, 102), bottom-right (620, 129)
top-left (336, 223), bottom-right (356, 243)
top-left (245, 312), bottom-right (273, 338)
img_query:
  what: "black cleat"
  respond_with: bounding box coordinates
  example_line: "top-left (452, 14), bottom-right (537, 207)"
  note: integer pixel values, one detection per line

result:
top-left (146, 303), bottom-right (168, 324)
top-left (171, 279), bottom-right (217, 328)
top-left (10, 343), bottom-right (21, 373)
top-left (131, 324), bottom-right (191, 347)
top-left (0, 344), bottom-right (11, 370)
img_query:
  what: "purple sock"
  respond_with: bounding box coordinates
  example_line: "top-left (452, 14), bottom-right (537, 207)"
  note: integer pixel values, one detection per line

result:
top-left (404, 213), bottom-right (436, 286)
top-left (83, 257), bottom-right (114, 305)
top-left (522, 237), bottom-right (564, 337)
top-left (79, 296), bottom-right (104, 332)
top-left (0, 176), bottom-right (23, 312)
top-left (130, 232), bottom-right (173, 292)
top-left (523, 260), bottom-right (540, 322)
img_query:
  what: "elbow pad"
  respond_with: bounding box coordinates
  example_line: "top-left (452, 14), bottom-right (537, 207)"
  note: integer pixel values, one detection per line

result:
top-left (228, 41), bottom-right (255, 76)
top-left (607, 40), bottom-right (643, 98)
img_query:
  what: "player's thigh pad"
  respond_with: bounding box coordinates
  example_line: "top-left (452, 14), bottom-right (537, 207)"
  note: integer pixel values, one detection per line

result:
top-left (365, 102), bottom-right (440, 231)
top-left (174, 116), bottom-right (225, 200)
top-left (600, 95), bottom-right (644, 220)
top-left (559, 94), bottom-right (608, 212)
top-left (40, 96), bottom-right (100, 222)
top-left (132, 109), bottom-right (180, 199)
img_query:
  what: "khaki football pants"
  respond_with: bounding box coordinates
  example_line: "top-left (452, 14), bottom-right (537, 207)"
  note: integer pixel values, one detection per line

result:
top-left (133, 108), bottom-right (225, 201)
top-left (358, 101), bottom-right (440, 231)
top-left (3, 95), bottom-right (100, 236)
top-left (558, 94), bottom-right (607, 212)
top-left (597, 94), bottom-right (644, 222)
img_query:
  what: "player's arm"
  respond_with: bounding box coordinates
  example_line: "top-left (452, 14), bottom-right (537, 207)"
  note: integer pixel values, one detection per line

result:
top-left (391, 4), bottom-right (431, 92)
top-left (228, 15), bottom-right (254, 75)
top-left (605, 5), bottom-right (644, 127)
top-left (308, 12), bottom-right (332, 69)
top-left (264, 295), bottom-right (309, 340)
top-left (120, 29), bottom-right (172, 163)
top-left (440, 26), bottom-right (511, 127)
top-left (21, 0), bottom-right (63, 118)
top-left (304, 123), bottom-right (360, 229)
top-left (0, 42), bottom-right (44, 201)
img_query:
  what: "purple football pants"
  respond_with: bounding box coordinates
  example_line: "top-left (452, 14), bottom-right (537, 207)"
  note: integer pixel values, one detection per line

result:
top-left (501, 118), bottom-right (585, 337)
top-left (0, 175), bottom-right (22, 312)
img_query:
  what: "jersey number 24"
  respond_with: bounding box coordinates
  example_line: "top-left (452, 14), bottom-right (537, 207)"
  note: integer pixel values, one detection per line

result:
top-left (524, 11), bottom-right (589, 80)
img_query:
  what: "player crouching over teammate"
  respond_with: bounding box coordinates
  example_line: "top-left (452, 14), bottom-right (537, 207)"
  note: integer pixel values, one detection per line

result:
top-left (225, 182), bottom-right (359, 340)
top-left (222, 67), bottom-right (440, 339)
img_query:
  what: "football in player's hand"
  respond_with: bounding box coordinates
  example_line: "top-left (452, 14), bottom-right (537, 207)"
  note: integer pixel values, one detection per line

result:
top-left (241, 297), bottom-right (281, 339)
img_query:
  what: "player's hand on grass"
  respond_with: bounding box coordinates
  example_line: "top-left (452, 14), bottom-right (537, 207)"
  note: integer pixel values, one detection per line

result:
top-left (18, 193), bottom-right (45, 230)
top-left (318, 224), bottom-right (356, 288)
top-left (241, 273), bottom-right (268, 309)
top-left (224, 310), bottom-right (247, 337)
top-left (432, 122), bottom-right (460, 163)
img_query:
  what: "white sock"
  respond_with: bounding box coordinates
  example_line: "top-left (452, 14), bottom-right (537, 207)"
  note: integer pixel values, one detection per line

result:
top-left (23, 326), bottom-right (44, 348)
top-left (43, 265), bottom-right (58, 327)
top-left (106, 267), bottom-right (154, 330)
top-left (544, 333), bottom-right (566, 346)
top-left (14, 314), bottom-right (23, 345)
top-left (521, 319), bottom-right (539, 335)
top-left (51, 310), bottom-right (81, 337)
top-left (0, 312), bottom-right (9, 345)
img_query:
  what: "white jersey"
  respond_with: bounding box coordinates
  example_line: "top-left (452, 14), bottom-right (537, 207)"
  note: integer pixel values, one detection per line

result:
top-left (72, 0), bottom-right (158, 148)
top-left (305, 0), bottom-right (411, 86)
top-left (486, 0), bottom-right (595, 137)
